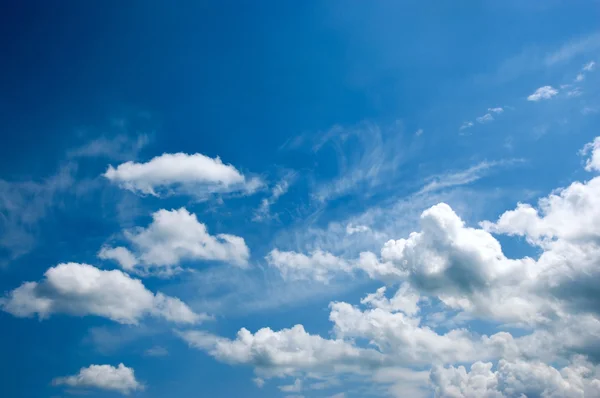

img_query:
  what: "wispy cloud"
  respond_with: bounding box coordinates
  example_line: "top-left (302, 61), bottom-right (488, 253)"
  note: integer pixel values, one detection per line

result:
top-left (583, 60), bottom-right (596, 71)
top-left (476, 113), bottom-right (494, 124)
top-left (488, 107), bottom-right (504, 114)
top-left (253, 172), bottom-right (296, 222)
top-left (0, 165), bottom-right (75, 263)
top-left (68, 134), bottom-right (149, 161)
top-left (527, 86), bottom-right (558, 101)
top-left (417, 159), bottom-right (522, 196)
top-left (460, 121), bottom-right (474, 130)
top-left (544, 32), bottom-right (600, 66)
top-left (310, 122), bottom-right (408, 203)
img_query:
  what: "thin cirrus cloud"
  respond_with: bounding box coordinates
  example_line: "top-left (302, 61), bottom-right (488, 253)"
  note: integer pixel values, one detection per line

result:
top-left (103, 152), bottom-right (263, 199)
top-left (53, 363), bottom-right (143, 395)
top-left (0, 262), bottom-right (205, 325)
top-left (98, 207), bottom-right (250, 276)
top-left (527, 85), bottom-right (559, 101)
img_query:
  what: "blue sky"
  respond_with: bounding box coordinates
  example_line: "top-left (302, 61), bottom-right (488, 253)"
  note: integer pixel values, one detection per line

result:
top-left (2, 1), bottom-right (600, 397)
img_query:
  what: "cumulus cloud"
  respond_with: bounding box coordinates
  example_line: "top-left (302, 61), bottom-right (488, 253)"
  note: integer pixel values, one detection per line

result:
top-left (179, 136), bottom-right (600, 395)
top-left (0, 262), bottom-right (203, 324)
top-left (430, 357), bottom-right (600, 398)
top-left (581, 136), bottom-right (600, 172)
top-left (53, 363), bottom-right (143, 395)
top-left (99, 208), bottom-right (250, 276)
top-left (104, 152), bottom-right (262, 199)
top-left (527, 86), bottom-right (558, 101)
top-left (177, 324), bottom-right (384, 378)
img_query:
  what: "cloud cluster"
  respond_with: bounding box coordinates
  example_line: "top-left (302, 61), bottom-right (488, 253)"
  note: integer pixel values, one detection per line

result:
top-left (53, 363), bottom-right (143, 395)
top-left (0, 262), bottom-right (203, 324)
top-left (177, 324), bottom-right (385, 378)
top-left (104, 152), bottom-right (262, 199)
top-left (430, 357), bottom-right (600, 398)
top-left (527, 85), bottom-right (558, 101)
top-left (215, 136), bottom-right (600, 395)
top-left (99, 207), bottom-right (250, 276)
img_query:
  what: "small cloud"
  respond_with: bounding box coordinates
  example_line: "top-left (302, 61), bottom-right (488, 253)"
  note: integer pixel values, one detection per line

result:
top-left (144, 346), bottom-right (169, 357)
top-left (527, 85), bottom-right (558, 101)
top-left (460, 121), bottom-right (474, 130)
top-left (415, 128), bottom-right (424, 136)
top-left (582, 106), bottom-right (598, 115)
top-left (487, 107), bottom-right (504, 114)
top-left (583, 60), bottom-right (596, 71)
top-left (576, 73), bottom-right (585, 82)
top-left (476, 113), bottom-right (494, 124)
top-left (253, 378), bottom-right (265, 388)
top-left (346, 224), bottom-right (371, 235)
top-left (567, 87), bottom-right (583, 97)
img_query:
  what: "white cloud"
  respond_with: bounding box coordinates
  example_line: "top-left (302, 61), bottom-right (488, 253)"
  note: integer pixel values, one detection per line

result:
top-left (52, 363), bottom-right (143, 395)
top-left (280, 378), bottom-right (303, 392)
top-left (346, 224), bottom-right (371, 235)
top-left (177, 324), bottom-right (384, 378)
top-left (417, 160), bottom-right (518, 196)
top-left (460, 121), bottom-right (474, 130)
top-left (0, 262), bottom-right (203, 324)
top-left (104, 152), bottom-right (262, 199)
top-left (583, 60), bottom-right (596, 71)
top-left (266, 249), bottom-right (351, 284)
top-left (99, 208), bottom-right (249, 276)
top-left (576, 73), bottom-right (585, 82)
top-left (476, 113), bottom-right (494, 124)
top-left (431, 358), bottom-right (600, 398)
top-left (415, 128), bottom-right (424, 136)
top-left (527, 86), bottom-right (558, 101)
top-left (581, 136), bottom-right (600, 172)
top-left (567, 87), bottom-right (583, 97)
top-left (98, 246), bottom-right (138, 271)
top-left (360, 283), bottom-right (420, 316)
top-left (488, 107), bottom-right (504, 114)
top-left (253, 377), bottom-right (266, 388)
top-left (253, 173), bottom-right (295, 221)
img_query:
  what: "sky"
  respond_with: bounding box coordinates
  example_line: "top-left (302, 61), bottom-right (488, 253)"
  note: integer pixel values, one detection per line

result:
top-left (2, 1), bottom-right (600, 397)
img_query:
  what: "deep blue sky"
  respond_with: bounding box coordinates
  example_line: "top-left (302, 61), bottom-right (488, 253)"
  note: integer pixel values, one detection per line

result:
top-left (1, 1), bottom-right (600, 397)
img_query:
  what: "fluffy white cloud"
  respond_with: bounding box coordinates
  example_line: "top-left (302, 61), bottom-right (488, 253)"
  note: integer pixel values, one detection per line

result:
top-left (581, 136), bottom-right (600, 172)
top-left (360, 283), bottom-right (420, 316)
top-left (527, 85), bottom-right (558, 101)
top-left (329, 300), bottom-right (508, 366)
top-left (0, 262), bottom-right (203, 324)
top-left (177, 324), bottom-right (384, 378)
top-left (53, 363), bottom-right (143, 395)
top-left (104, 152), bottom-right (262, 198)
top-left (430, 357), bottom-right (600, 398)
top-left (99, 208), bottom-right (250, 276)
